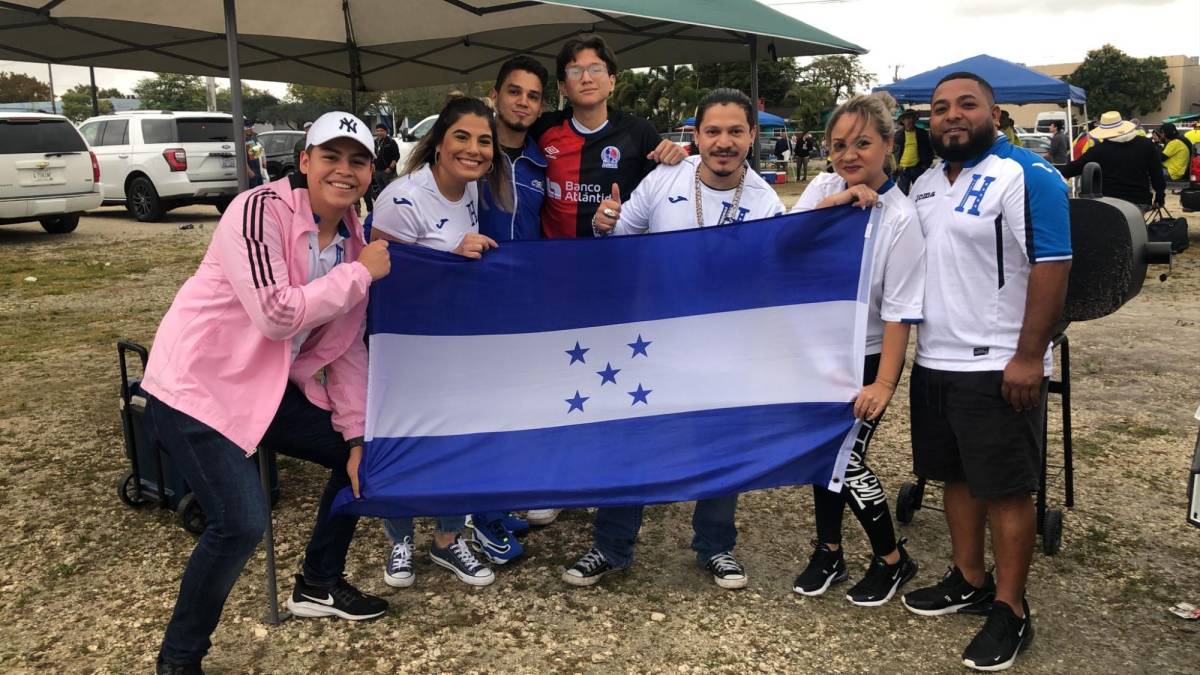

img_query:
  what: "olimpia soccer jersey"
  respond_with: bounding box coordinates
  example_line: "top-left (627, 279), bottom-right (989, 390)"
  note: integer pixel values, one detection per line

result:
top-left (530, 107), bottom-right (662, 238)
top-left (369, 164), bottom-right (480, 252)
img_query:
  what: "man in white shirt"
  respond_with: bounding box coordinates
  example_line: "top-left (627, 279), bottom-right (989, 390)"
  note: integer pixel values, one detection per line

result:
top-left (899, 72), bottom-right (1071, 673)
top-left (568, 89), bottom-right (781, 592)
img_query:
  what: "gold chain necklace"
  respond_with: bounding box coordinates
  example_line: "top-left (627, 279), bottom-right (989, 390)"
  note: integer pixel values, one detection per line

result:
top-left (694, 163), bottom-right (747, 228)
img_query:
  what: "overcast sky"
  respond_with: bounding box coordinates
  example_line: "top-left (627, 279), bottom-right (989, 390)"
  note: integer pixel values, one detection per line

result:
top-left (0, 0), bottom-right (1196, 102)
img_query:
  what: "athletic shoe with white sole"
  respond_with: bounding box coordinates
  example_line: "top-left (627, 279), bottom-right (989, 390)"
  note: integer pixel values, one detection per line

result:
top-left (286, 574), bottom-right (388, 620)
top-left (846, 539), bottom-right (917, 606)
top-left (500, 512), bottom-right (530, 534)
top-left (430, 537), bottom-right (495, 586)
top-left (383, 536), bottom-right (415, 588)
top-left (472, 516), bottom-right (525, 564)
top-left (793, 540), bottom-right (848, 596)
top-left (705, 551), bottom-right (748, 590)
top-left (562, 547), bottom-right (623, 586)
top-left (902, 566), bottom-right (996, 616)
top-left (961, 599), bottom-right (1034, 671)
top-left (526, 508), bottom-right (561, 526)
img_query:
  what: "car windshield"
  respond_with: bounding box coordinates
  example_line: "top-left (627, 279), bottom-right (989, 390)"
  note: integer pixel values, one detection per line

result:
top-left (176, 118), bottom-right (235, 143)
top-left (0, 118), bottom-right (86, 154)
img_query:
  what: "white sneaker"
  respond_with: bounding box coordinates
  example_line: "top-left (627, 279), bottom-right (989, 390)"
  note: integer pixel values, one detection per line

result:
top-left (383, 537), bottom-right (415, 588)
top-left (526, 508), bottom-right (561, 526)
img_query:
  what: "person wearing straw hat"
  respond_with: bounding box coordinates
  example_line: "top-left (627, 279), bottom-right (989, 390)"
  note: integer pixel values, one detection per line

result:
top-left (1061, 110), bottom-right (1165, 210)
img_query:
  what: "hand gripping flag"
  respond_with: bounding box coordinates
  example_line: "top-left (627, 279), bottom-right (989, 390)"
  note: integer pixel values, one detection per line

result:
top-left (334, 205), bottom-right (878, 518)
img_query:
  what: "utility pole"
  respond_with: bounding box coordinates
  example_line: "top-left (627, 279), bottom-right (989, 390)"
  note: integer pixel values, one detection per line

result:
top-left (46, 63), bottom-right (56, 113)
top-left (206, 76), bottom-right (218, 112)
top-left (891, 64), bottom-right (903, 83)
top-left (89, 66), bottom-right (99, 116)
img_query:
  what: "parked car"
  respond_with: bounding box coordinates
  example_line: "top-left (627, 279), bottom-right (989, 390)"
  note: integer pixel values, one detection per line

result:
top-left (660, 131), bottom-right (694, 155)
top-left (258, 130), bottom-right (306, 180)
top-left (0, 113), bottom-right (102, 234)
top-left (78, 111), bottom-right (240, 221)
top-left (1019, 133), bottom-right (1053, 157)
top-left (397, 114), bottom-right (438, 167)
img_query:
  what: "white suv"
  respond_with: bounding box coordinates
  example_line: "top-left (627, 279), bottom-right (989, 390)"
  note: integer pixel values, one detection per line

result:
top-left (79, 111), bottom-right (240, 222)
top-left (0, 113), bottom-right (102, 234)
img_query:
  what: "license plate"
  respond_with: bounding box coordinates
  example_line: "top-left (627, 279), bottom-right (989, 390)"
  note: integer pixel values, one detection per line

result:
top-left (221, 157), bottom-right (235, 169)
top-left (31, 170), bottom-right (53, 183)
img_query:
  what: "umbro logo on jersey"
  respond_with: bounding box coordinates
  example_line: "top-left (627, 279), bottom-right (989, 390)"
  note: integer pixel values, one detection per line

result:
top-left (667, 195), bottom-right (688, 204)
top-left (435, 218), bottom-right (449, 229)
top-left (544, 146), bottom-right (560, 157)
top-left (392, 197), bottom-right (413, 206)
top-left (913, 191), bottom-right (936, 202)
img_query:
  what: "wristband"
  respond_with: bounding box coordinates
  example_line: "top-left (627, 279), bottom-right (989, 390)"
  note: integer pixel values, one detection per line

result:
top-left (344, 436), bottom-right (364, 451)
top-left (876, 378), bottom-right (897, 391)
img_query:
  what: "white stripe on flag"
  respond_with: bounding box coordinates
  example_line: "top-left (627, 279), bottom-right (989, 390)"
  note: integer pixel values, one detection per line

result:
top-left (367, 302), bottom-right (861, 439)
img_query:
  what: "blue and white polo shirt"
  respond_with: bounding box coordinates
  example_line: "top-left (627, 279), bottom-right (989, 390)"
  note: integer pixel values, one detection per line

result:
top-left (911, 134), bottom-right (1071, 374)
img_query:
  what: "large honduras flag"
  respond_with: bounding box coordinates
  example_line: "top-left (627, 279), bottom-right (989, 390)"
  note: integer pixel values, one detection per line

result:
top-left (333, 205), bottom-right (877, 518)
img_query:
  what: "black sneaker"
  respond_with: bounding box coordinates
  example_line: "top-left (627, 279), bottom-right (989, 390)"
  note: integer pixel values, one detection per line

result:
top-left (562, 547), bottom-right (623, 587)
top-left (286, 574), bottom-right (388, 620)
top-left (846, 539), bottom-right (918, 606)
top-left (156, 658), bottom-right (204, 675)
top-left (705, 551), bottom-right (748, 590)
top-left (793, 540), bottom-right (848, 596)
top-left (962, 599), bottom-right (1034, 671)
top-left (430, 536), bottom-right (495, 586)
top-left (902, 566), bottom-right (996, 616)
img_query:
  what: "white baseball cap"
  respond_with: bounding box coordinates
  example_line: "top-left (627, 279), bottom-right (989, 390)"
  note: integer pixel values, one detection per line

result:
top-left (306, 111), bottom-right (375, 157)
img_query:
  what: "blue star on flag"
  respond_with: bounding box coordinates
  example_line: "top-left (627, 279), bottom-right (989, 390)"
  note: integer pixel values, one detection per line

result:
top-left (565, 341), bottom-right (589, 365)
top-left (596, 362), bottom-right (620, 385)
top-left (628, 383), bottom-right (652, 406)
top-left (565, 390), bottom-right (589, 413)
top-left (628, 334), bottom-right (652, 358)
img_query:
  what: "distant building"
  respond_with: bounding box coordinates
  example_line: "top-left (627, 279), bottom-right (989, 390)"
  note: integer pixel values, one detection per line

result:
top-left (1012, 55), bottom-right (1199, 128)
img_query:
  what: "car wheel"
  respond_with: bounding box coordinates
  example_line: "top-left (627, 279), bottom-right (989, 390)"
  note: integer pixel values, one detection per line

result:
top-left (214, 196), bottom-right (235, 215)
top-left (38, 214), bottom-right (80, 234)
top-left (126, 176), bottom-right (164, 222)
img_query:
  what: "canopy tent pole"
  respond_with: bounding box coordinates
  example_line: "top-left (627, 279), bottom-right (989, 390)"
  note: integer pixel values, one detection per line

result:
top-left (343, 0), bottom-right (362, 116)
top-left (224, 0), bottom-right (249, 193)
top-left (1066, 99), bottom-right (1074, 158)
top-left (748, 36), bottom-right (759, 172)
top-left (89, 66), bottom-right (99, 117)
top-left (47, 63), bottom-right (56, 114)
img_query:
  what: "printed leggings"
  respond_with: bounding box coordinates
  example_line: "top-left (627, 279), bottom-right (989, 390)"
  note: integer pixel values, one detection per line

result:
top-left (812, 353), bottom-right (898, 557)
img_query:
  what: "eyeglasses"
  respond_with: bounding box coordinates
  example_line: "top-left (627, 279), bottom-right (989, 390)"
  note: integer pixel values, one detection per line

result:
top-left (564, 64), bottom-right (608, 81)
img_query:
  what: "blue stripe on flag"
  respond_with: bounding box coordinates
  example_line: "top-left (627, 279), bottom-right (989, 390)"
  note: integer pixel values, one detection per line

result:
top-left (333, 402), bottom-right (856, 518)
top-left (369, 206), bottom-right (870, 336)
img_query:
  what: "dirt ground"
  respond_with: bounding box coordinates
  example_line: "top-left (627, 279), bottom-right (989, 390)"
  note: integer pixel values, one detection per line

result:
top-left (1, 187), bottom-right (1198, 675)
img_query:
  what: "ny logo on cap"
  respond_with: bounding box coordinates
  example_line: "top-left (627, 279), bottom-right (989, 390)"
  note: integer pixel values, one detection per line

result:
top-left (339, 117), bottom-right (358, 133)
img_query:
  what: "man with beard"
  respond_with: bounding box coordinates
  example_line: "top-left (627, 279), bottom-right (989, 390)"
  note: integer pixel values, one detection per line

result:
top-left (900, 73), bottom-right (1071, 672)
top-left (567, 89), bottom-right (783, 591)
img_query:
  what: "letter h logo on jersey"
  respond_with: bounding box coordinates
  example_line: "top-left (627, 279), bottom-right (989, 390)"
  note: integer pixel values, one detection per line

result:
top-left (954, 174), bottom-right (997, 216)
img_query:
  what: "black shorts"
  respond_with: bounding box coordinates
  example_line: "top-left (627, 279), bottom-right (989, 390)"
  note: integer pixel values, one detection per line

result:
top-left (909, 364), bottom-right (1047, 499)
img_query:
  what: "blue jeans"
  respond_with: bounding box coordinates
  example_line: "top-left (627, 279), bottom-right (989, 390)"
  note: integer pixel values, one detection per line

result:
top-left (146, 384), bottom-right (359, 666)
top-left (593, 494), bottom-right (739, 568)
top-left (384, 516), bottom-right (465, 542)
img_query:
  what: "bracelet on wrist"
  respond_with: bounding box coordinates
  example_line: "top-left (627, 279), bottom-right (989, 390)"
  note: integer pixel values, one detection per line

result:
top-left (876, 378), bottom-right (897, 390)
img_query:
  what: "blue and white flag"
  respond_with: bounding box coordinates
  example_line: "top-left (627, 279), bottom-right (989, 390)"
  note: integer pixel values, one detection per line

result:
top-left (333, 206), bottom-right (877, 518)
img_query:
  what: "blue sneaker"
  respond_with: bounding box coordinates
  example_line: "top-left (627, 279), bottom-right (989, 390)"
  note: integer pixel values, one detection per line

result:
top-left (471, 516), bottom-right (525, 564)
top-left (500, 512), bottom-right (530, 535)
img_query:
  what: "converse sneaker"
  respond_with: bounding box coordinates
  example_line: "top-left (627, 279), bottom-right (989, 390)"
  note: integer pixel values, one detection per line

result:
top-left (961, 599), bottom-right (1034, 671)
top-left (902, 566), bottom-right (996, 616)
top-left (793, 540), bottom-right (848, 596)
top-left (846, 539), bottom-right (918, 606)
top-left (472, 516), bottom-right (525, 564)
top-left (383, 536), bottom-right (415, 588)
top-left (562, 547), bottom-right (623, 586)
top-left (286, 574), bottom-right (388, 620)
top-left (526, 508), bottom-right (561, 526)
top-left (705, 551), bottom-right (748, 590)
top-left (430, 537), bottom-right (495, 586)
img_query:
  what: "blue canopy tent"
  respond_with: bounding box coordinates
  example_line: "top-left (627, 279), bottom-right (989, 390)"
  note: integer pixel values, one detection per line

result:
top-left (683, 110), bottom-right (788, 128)
top-left (874, 54), bottom-right (1087, 146)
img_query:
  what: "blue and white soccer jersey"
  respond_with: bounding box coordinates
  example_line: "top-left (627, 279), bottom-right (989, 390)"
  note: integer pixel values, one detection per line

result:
top-left (790, 171), bottom-right (926, 355)
top-left (610, 155), bottom-right (784, 235)
top-left (370, 164), bottom-right (480, 252)
top-left (911, 135), bottom-right (1071, 375)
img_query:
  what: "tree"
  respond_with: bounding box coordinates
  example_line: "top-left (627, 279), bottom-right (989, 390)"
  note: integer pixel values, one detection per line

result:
top-left (1065, 45), bottom-right (1173, 118)
top-left (694, 59), bottom-right (802, 109)
top-left (0, 71), bottom-right (52, 103)
top-left (796, 55), bottom-right (874, 103)
top-left (133, 73), bottom-right (206, 111)
top-left (60, 84), bottom-right (123, 122)
top-left (216, 84), bottom-right (280, 123)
